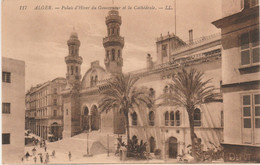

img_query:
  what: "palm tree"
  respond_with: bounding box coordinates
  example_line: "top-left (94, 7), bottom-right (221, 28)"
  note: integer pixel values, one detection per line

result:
top-left (158, 68), bottom-right (219, 161)
top-left (98, 73), bottom-right (152, 153)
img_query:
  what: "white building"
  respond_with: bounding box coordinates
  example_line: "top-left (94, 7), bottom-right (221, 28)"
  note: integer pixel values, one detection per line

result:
top-left (2, 57), bottom-right (25, 164)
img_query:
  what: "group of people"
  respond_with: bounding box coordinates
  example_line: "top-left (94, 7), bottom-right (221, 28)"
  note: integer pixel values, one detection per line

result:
top-left (22, 137), bottom-right (73, 164)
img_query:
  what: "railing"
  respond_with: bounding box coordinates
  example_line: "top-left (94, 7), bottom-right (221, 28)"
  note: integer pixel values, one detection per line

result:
top-left (176, 120), bottom-right (180, 126)
top-left (174, 32), bottom-right (221, 51)
top-left (149, 121), bottom-right (155, 126)
top-left (128, 48), bottom-right (221, 76)
top-left (165, 120), bottom-right (169, 126)
top-left (170, 120), bottom-right (174, 126)
top-left (132, 120), bottom-right (137, 126)
top-left (194, 120), bottom-right (201, 127)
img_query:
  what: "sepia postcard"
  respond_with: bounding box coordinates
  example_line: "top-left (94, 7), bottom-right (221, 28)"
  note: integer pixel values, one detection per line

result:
top-left (2, 0), bottom-right (260, 164)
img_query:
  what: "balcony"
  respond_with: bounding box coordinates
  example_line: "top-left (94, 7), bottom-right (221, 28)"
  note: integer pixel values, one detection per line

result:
top-left (165, 120), bottom-right (169, 126)
top-left (149, 120), bottom-right (155, 126)
top-left (35, 115), bottom-right (63, 120)
top-left (170, 120), bottom-right (174, 126)
top-left (194, 120), bottom-right (201, 127)
top-left (65, 56), bottom-right (83, 64)
top-left (132, 120), bottom-right (137, 126)
top-left (103, 36), bottom-right (124, 47)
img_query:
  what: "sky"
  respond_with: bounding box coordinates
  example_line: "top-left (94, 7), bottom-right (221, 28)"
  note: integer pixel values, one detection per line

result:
top-left (2, 0), bottom-right (222, 90)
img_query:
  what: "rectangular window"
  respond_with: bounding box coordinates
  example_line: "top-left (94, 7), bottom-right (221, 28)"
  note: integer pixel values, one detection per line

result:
top-left (242, 95), bottom-right (251, 128)
top-left (54, 88), bottom-right (57, 94)
top-left (53, 110), bottom-right (57, 117)
top-left (2, 103), bottom-right (10, 114)
top-left (53, 99), bottom-right (57, 105)
top-left (162, 44), bottom-right (168, 57)
top-left (2, 133), bottom-right (10, 144)
top-left (2, 72), bottom-right (11, 83)
top-left (241, 30), bottom-right (260, 66)
top-left (242, 93), bottom-right (260, 144)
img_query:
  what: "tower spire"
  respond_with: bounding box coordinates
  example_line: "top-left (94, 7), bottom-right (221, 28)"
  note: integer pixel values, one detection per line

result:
top-left (65, 30), bottom-right (83, 88)
top-left (103, 10), bottom-right (124, 74)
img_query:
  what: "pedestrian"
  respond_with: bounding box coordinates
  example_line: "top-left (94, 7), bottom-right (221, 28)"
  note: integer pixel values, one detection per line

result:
top-left (44, 146), bottom-right (47, 152)
top-left (33, 156), bottom-right (37, 163)
top-left (52, 150), bottom-right (55, 157)
top-left (32, 147), bottom-right (37, 156)
top-left (25, 152), bottom-right (30, 161)
top-left (46, 153), bottom-right (49, 162)
top-left (21, 156), bottom-right (24, 163)
top-left (40, 154), bottom-right (43, 163)
top-left (68, 151), bottom-right (72, 161)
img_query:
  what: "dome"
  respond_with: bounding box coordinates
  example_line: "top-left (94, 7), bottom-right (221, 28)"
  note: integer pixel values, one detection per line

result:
top-left (70, 31), bottom-right (78, 39)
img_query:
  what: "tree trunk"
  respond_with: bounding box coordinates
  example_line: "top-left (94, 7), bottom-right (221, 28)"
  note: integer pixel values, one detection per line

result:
top-left (187, 109), bottom-right (198, 162)
top-left (125, 111), bottom-right (130, 154)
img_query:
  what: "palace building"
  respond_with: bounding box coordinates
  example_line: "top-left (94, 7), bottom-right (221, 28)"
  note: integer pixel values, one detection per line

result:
top-left (60, 9), bottom-right (224, 159)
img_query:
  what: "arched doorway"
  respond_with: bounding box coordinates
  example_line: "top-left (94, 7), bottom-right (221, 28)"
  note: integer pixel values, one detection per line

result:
top-left (149, 137), bottom-right (156, 153)
top-left (82, 106), bottom-right (89, 131)
top-left (168, 137), bottom-right (178, 158)
top-left (91, 105), bottom-right (100, 130)
top-left (50, 122), bottom-right (62, 141)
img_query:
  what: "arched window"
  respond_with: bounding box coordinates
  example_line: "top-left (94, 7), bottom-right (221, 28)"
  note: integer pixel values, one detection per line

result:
top-left (131, 112), bottom-right (137, 126)
top-left (95, 75), bottom-right (98, 85)
top-left (106, 50), bottom-right (109, 59)
top-left (118, 50), bottom-right (120, 59)
top-left (149, 111), bottom-right (155, 126)
top-left (84, 107), bottom-right (89, 115)
top-left (221, 110), bottom-right (223, 127)
top-left (170, 111), bottom-right (174, 126)
top-left (175, 111), bottom-right (180, 126)
top-left (194, 108), bottom-right (201, 127)
top-left (165, 111), bottom-right (169, 126)
top-left (53, 110), bottom-right (57, 116)
top-left (149, 137), bottom-right (156, 153)
top-left (91, 76), bottom-right (94, 87)
top-left (71, 66), bottom-right (74, 75)
top-left (149, 88), bottom-right (155, 98)
top-left (112, 28), bottom-right (114, 34)
top-left (75, 66), bottom-right (78, 73)
top-left (164, 85), bottom-right (169, 93)
top-left (112, 49), bottom-right (115, 61)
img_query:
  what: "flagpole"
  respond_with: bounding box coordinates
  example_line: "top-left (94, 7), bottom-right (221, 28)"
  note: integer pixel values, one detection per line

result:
top-left (175, 0), bottom-right (177, 35)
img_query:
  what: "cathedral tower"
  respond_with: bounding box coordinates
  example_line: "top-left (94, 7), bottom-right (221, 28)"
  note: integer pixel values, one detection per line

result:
top-left (65, 30), bottom-right (83, 88)
top-left (63, 30), bottom-right (82, 138)
top-left (103, 10), bottom-right (124, 74)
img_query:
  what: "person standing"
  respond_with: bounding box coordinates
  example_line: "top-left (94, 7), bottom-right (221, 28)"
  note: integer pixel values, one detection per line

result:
top-left (40, 154), bottom-right (43, 163)
top-left (68, 151), bottom-right (72, 161)
top-left (52, 150), bottom-right (55, 157)
top-left (44, 146), bottom-right (47, 152)
top-left (33, 156), bottom-right (37, 163)
top-left (46, 153), bottom-right (49, 163)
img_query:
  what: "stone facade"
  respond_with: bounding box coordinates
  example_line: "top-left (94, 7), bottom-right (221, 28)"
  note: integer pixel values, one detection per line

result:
top-left (25, 77), bottom-right (66, 141)
top-left (61, 9), bottom-right (224, 158)
top-left (213, 0), bottom-right (260, 162)
top-left (2, 57), bottom-right (25, 164)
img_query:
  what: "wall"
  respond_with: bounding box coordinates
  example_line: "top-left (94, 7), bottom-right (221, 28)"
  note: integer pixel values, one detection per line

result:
top-left (2, 57), bottom-right (25, 164)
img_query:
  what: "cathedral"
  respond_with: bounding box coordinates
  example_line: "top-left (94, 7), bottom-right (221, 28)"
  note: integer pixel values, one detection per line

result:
top-left (62, 9), bottom-right (223, 158)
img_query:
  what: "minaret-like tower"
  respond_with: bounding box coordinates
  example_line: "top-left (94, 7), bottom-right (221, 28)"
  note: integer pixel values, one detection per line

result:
top-left (103, 10), bottom-right (124, 74)
top-left (62, 30), bottom-right (82, 138)
top-left (65, 30), bottom-right (83, 88)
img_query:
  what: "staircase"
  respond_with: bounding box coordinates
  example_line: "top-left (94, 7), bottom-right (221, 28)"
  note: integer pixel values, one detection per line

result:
top-left (47, 131), bottom-right (120, 158)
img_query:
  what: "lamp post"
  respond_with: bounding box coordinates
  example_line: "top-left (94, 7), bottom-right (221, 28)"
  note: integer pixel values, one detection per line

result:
top-left (83, 132), bottom-right (93, 157)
